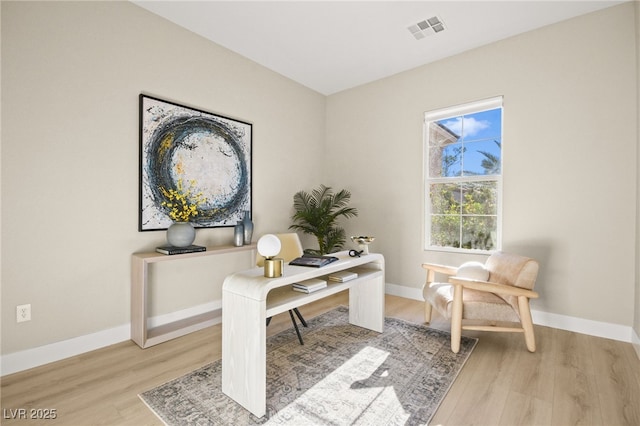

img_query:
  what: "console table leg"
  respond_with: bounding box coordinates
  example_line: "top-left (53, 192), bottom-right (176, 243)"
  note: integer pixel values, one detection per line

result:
top-left (130, 256), bottom-right (148, 348)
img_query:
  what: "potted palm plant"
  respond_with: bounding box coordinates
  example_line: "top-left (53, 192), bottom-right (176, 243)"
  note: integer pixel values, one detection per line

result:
top-left (289, 184), bottom-right (358, 255)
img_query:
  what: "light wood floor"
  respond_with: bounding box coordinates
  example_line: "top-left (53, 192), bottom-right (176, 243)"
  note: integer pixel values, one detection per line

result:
top-left (2, 293), bottom-right (639, 425)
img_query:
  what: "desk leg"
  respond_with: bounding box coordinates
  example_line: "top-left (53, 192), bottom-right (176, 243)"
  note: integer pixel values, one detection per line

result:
top-left (348, 273), bottom-right (385, 333)
top-left (222, 290), bottom-right (267, 418)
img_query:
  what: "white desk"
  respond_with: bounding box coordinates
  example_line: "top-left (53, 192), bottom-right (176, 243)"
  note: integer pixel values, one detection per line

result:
top-left (221, 251), bottom-right (385, 417)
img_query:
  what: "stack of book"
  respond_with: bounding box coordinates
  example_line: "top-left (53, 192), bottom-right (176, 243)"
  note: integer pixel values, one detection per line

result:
top-left (156, 245), bottom-right (206, 255)
top-left (292, 278), bottom-right (328, 293)
top-left (328, 271), bottom-right (358, 283)
top-left (289, 255), bottom-right (339, 267)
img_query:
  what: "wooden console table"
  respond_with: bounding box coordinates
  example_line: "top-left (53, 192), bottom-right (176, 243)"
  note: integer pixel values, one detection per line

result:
top-left (131, 244), bottom-right (256, 348)
top-left (221, 251), bottom-right (385, 417)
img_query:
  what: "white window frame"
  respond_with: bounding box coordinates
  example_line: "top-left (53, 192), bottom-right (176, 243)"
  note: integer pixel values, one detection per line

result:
top-left (423, 96), bottom-right (503, 253)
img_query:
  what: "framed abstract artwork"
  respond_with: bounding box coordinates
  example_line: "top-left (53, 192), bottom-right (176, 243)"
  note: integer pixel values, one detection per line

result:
top-left (139, 94), bottom-right (252, 231)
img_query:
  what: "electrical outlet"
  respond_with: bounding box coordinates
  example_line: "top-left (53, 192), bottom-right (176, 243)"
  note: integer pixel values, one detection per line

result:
top-left (16, 304), bottom-right (31, 323)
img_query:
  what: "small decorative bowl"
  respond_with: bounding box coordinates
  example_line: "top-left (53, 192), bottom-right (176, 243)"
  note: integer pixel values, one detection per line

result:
top-left (351, 236), bottom-right (375, 245)
top-left (350, 236), bottom-right (375, 254)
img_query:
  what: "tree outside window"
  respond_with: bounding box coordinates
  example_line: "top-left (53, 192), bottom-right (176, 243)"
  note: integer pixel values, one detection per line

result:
top-left (425, 98), bottom-right (503, 251)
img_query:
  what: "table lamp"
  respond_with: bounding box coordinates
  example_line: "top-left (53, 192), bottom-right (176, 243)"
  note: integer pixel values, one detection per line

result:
top-left (257, 234), bottom-right (283, 277)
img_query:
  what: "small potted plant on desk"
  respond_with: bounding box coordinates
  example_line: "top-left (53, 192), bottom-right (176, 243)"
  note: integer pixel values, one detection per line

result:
top-left (289, 184), bottom-right (358, 255)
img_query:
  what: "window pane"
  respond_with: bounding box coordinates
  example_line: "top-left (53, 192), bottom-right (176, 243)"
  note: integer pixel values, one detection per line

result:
top-left (428, 146), bottom-right (444, 178)
top-left (441, 143), bottom-right (463, 177)
top-left (461, 216), bottom-right (497, 250)
top-left (431, 215), bottom-right (461, 248)
top-left (462, 181), bottom-right (498, 215)
top-left (429, 144), bottom-right (464, 178)
top-left (428, 121), bottom-right (459, 147)
top-left (460, 109), bottom-right (502, 142)
top-left (437, 116), bottom-right (462, 139)
top-left (462, 139), bottom-right (501, 175)
top-left (430, 183), bottom-right (460, 215)
top-left (428, 120), bottom-right (461, 178)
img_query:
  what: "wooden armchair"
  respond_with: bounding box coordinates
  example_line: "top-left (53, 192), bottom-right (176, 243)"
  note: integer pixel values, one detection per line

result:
top-left (422, 252), bottom-right (539, 353)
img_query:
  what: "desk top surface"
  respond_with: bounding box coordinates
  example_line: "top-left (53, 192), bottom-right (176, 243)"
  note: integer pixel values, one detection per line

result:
top-left (222, 251), bottom-right (384, 301)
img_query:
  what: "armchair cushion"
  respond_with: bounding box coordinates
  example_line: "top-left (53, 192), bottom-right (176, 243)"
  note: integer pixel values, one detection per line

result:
top-left (485, 252), bottom-right (540, 311)
top-left (486, 252), bottom-right (538, 290)
top-left (456, 261), bottom-right (489, 281)
top-left (423, 283), bottom-right (520, 322)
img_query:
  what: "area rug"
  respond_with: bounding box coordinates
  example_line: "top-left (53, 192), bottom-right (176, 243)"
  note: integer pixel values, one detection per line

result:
top-left (139, 306), bottom-right (477, 426)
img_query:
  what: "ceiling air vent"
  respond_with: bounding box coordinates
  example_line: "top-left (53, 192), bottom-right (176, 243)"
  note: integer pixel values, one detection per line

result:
top-left (408, 16), bottom-right (445, 40)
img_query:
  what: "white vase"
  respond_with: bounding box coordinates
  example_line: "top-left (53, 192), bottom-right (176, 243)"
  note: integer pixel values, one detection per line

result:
top-left (167, 222), bottom-right (196, 247)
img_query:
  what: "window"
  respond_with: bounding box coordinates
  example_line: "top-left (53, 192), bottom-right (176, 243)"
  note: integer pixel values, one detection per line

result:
top-left (424, 97), bottom-right (503, 252)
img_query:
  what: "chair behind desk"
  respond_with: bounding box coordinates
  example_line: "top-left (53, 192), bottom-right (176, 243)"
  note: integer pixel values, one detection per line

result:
top-left (256, 233), bottom-right (308, 344)
top-left (255, 233), bottom-right (304, 266)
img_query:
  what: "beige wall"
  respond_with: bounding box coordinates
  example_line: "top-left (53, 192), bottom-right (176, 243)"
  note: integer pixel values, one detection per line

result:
top-left (1, 1), bottom-right (326, 354)
top-left (326, 3), bottom-right (637, 326)
top-left (2, 1), bottom-right (638, 359)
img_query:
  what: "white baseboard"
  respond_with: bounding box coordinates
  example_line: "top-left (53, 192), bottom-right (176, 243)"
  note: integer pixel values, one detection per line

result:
top-left (530, 309), bottom-right (633, 343)
top-left (0, 301), bottom-right (221, 377)
top-left (2, 286), bottom-right (637, 376)
top-left (0, 324), bottom-right (130, 377)
top-left (385, 282), bottom-right (636, 344)
top-left (385, 282), bottom-right (424, 300)
top-left (633, 328), bottom-right (640, 361)
top-left (146, 300), bottom-right (222, 329)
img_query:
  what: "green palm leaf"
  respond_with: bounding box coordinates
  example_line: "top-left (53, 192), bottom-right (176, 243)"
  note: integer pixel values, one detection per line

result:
top-left (290, 184), bottom-right (358, 255)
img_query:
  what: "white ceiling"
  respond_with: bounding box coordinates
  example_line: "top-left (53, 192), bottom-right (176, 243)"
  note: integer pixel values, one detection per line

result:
top-left (133, 0), bottom-right (626, 95)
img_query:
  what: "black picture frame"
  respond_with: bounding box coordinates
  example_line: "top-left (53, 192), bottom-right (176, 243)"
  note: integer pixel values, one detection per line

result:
top-left (139, 94), bottom-right (252, 231)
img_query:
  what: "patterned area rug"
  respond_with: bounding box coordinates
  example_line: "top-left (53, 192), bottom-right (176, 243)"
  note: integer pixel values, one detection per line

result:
top-left (140, 306), bottom-right (476, 425)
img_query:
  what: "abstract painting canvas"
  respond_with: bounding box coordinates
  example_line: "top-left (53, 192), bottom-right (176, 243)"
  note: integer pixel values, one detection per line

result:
top-left (139, 95), bottom-right (252, 231)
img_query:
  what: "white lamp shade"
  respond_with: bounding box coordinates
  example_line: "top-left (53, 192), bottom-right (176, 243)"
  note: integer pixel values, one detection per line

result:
top-left (257, 234), bottom-right (281, 258)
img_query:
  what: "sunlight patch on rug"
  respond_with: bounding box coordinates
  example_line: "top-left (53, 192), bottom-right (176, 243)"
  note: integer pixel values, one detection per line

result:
top-left (140, 306), bottom-right (476, 426)
top-left (268, 346), bottom-right (410, 425)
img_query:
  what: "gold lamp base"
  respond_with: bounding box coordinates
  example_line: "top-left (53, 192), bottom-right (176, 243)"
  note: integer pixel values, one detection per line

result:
top-left (264, 258), bottom-right (284, 278)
